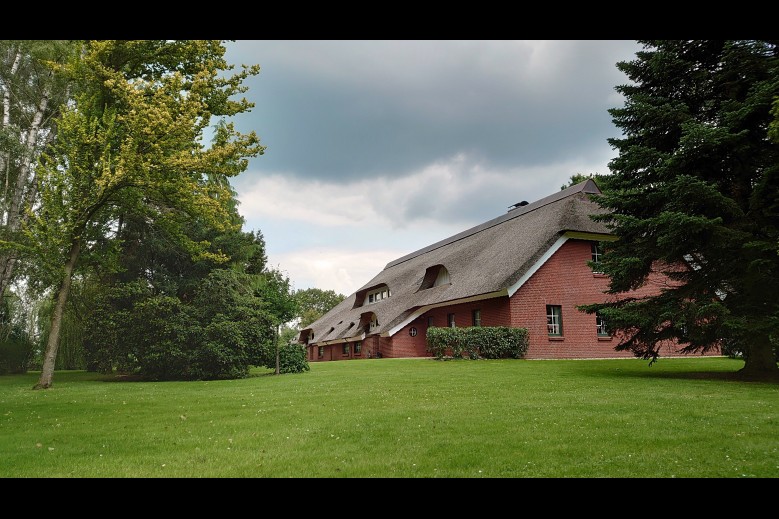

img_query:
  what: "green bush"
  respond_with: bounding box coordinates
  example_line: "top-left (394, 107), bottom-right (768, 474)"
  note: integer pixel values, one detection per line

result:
top-left (84, 271), bottom-right (279, 381)
top-left (426, 326), bottom-right (529, 360)
top-left (0, 336), bottom-right (34, 374)
top-left (266, 342), bottom-right (310, 374)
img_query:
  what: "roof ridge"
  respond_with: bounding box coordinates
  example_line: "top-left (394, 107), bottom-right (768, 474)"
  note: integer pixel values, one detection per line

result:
top-left (383, 179), bottom-right (600, 270)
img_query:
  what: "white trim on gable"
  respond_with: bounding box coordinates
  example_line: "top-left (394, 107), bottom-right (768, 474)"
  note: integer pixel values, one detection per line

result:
top-left (506, 235), bottom-right (568, 297)
top-left (506, 231), bottom-right (615, 298)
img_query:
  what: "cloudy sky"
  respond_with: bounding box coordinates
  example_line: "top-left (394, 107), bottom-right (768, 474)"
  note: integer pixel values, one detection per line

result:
top-left (222, 40), bottom-right (642, 296)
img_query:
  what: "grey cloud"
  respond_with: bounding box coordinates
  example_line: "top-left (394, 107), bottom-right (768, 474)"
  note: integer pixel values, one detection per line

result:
top-left (225, 40), bottom-right (640, 183)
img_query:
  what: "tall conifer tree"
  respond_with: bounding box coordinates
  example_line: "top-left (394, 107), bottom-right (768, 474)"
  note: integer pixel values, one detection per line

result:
top-left (583, 40), bottom-right (779, 378)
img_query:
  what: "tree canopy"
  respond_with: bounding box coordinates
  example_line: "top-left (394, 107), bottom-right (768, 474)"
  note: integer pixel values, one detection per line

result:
top-left (294, 287), bottom-right (346, 329)
top-left (26, 40), bottom-right (265, 388)
top-left (582, 40), bottom-right (779, 378)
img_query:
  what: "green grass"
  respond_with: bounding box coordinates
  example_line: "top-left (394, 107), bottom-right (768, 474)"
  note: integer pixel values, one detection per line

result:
top-left (1, 357), bottom-right (777, 477)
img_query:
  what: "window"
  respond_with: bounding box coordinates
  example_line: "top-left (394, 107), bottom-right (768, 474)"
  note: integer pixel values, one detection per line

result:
top-left (596, 314), bottom-right (609, 337)
top-left (591, 242), bottom-right (604, 274)
top-left (546, 305), bottom-right (562, 336)
top-left (427, 316), bottom-right (434, 328)
top-left (369, 316), bottom-right (379, 331)
top-left (448, 313), bottom-right (456, 328)
top-left (434, 267), bottom-right (450, 286)
top-left (342, 344), bottom-right (350, 355)
top-left (409, 327), bottom-right (418, 337)
top-left (318, 346), bottom-right (324, 358)
top-left (366, 286), bottom-right (391, 305)
top-left (472, 309), bottom-right (482, 327)
top-left (418, 265), bottom-right (451, 291)
top-left (354, 342), bottom-right (362, 354)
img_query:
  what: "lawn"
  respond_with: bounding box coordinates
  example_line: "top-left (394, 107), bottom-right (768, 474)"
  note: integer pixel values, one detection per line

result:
top-left (1, 356), bottom-right (777, 478)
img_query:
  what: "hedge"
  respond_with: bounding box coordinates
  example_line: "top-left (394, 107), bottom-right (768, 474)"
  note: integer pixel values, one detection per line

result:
top-left (426, 326), bottom-right (529, 360)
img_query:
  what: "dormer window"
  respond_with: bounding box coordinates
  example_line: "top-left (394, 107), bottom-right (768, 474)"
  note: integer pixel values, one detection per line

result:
top-left (352, 284), bottom-right (391, 309)
top-left (434, 267), bottom-right (450, 286)
top-left (300, 329), bottom-right (314, 344)
top-left (358, 312), bottom-right (379, 334)
top-left (366, 286), bottom-right (390, 305)
top-left (418, 264), bottom-right (451, 291)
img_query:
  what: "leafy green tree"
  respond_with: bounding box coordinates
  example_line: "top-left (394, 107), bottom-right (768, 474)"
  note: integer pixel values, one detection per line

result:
top-left (294, 287), bottom-right (346, 328)
top-left (254, 268), bottom-right (299, 374)
top-left (29, 40), bottom-right (263, 389)
top-left (0, 41), bottom-right (76, 332)
top-left (81, 218), bottom-right (305, 378)
top-left (561, 173), bottom-right (615, 192)
top-left (581, 40), bottom-right (779, 378)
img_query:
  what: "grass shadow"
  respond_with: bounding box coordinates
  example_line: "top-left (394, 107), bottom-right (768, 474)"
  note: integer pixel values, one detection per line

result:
top-left (593, 367), bottom-right (779, 384)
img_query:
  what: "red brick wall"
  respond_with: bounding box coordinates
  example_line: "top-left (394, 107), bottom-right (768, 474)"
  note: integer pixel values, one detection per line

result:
top-left (382, 297), bottom-right (512, 358)
top-left (309, 340), bottom-right (368, 362)
top-left (509, 239), bottom-right (716, 359)
top-left (309, 238), bottom-right (719, 361)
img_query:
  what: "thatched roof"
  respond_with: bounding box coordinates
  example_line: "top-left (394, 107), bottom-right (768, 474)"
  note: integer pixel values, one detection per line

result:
top-left (302, 179), bottom-right (611, 345)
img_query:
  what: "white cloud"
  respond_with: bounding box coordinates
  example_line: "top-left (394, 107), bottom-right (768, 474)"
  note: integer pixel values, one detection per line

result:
top-left (235, 152), bottom-right (611, 295)
top-left (268, 247), bottom-right (404, 295)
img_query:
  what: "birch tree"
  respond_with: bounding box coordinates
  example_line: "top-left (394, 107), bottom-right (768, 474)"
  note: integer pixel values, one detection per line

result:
top-left (0, 41), bottom-right (74, 325)
top-left (30, 40), bottom-right (263, 389)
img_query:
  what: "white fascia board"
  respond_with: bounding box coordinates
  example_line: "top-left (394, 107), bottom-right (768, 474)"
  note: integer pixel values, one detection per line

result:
top-left (506, 235), bottom-right (569, 298)
top-left (386, 289), bottom-right (508, 337)
top-left (505, 231), bottom-right (614, 298)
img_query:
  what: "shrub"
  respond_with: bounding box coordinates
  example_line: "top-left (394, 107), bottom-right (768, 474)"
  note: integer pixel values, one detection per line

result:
top-left (268, 342), bottom-right (310, 374)
top-left (0, 336), bottom-right (34, 374)
top-left (426, 326), bottom-right (529, 360)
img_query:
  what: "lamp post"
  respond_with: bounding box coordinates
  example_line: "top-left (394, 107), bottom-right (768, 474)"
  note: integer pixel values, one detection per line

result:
top-left (274, 321), bottom-right (280, 375)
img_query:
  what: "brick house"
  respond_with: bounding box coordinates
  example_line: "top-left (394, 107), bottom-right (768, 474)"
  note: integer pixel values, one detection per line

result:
top-left (299, 179), bottom-right (711, 361)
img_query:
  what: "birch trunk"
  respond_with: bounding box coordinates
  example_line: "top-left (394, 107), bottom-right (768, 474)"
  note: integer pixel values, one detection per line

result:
top-left (34, 239), bottom-right (80, 390)
top-left (1, 48), bottom-right (22, 207)
top-left (0, 81), bottom-right (51, 300)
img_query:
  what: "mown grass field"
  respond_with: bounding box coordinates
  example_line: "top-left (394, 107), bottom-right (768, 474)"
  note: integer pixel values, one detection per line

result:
top-left (1, 356), bottom-right (777, 478)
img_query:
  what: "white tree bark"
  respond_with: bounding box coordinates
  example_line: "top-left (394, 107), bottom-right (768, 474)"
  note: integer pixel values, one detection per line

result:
top-left (1, 48), bottom-right (22, 217)
top-left (0, 42), bottom-right (62, 301)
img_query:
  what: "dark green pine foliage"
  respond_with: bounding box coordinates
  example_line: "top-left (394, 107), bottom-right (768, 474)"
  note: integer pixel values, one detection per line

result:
top-left (581, 40), bottom-right (779, 377)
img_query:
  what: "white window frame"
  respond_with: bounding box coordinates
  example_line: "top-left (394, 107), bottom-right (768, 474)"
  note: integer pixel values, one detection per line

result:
top-left (591, 242), bottom-right (604, 274)
top-left (596, 314), bottom-right (609, 336)
top-left (366, 286), bottom-right (390, 305)
top-left (547, 305), bottom-right (562, 336)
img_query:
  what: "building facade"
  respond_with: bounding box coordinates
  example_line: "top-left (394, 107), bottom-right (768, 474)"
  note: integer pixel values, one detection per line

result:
top-left (299, 180), bottom-right (718, 361)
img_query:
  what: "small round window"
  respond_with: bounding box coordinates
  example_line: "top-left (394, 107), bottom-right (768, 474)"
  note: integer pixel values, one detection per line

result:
top-left (409, 327), bottom-right (418, 337)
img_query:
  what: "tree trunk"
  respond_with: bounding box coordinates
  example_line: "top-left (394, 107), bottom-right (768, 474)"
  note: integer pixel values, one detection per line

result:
top-left (0, 82), bottom-right (51, 301)
top-left (739, 332), bottom-right (779, 380)
top-left (274, 324), bottom-right (280, 375)
top-left (34, 239), bottom-right (80, 390)
top-left (1, 48), bottom-right (22, 207)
